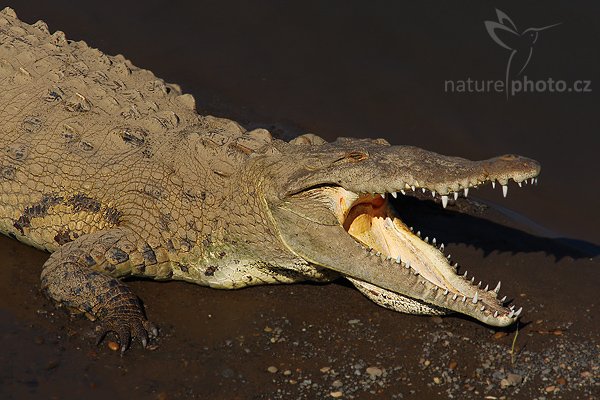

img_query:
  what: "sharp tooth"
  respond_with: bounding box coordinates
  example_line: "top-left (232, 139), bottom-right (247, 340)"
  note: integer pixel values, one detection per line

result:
top-left (502, 185), bottom-right (508, 197)
top-left (380, 193), bottom-right (385, 199)
top-left (534, 177), bottom-right (538, 185)
top-left (424, 236), bottom-right (429, 243)
top-left (400, 189), bottom-right (406, 195)
top-left (396, 256), bottom-right (401, 264)
top-left (462, 270), bottom-right (467, 278)
top-left (447, 254), bottom-right (451, 259)
top-left (405, 262), bottom-right (410, 269)
top-left (432, 238), bottom-right (437, 245)
top-left (531, 178), bottom-right (535, 184)
top-left (518, 182), bottom-right (522, 187)
top-left (484, 284), bottom-right (489, 292)
top-left (432, 191), bottom-right (436, 197)
top-left (441, 244), bottom-right (445, 251)
top-left (494, 281), bottom-right (501, 293)
top-left (452, 294), bottom-right (458, 301)
top-left (453, 192), bottom-right (458, 200)
top-left (413, 270), bottom-right (419, 276)
top-left (492, 181), bottom-right (496, 189)
top-left (472, 292), bottom-right (478, 304)
top-left (514, 307), bottom-right (523, 317)
top-left (409, 226), bottom-right (413, 231)
top-left (441, 195), bottom-right (448, 208)
top-left (480, 306), bottom-right (485, 312)
top-left (501, 295), bottom-right (507, 303)
top-left (477, 281), bottom-right (482, 288)
top-left (391, 191), bottom-right (397, 198)
top-left (464, 187), bottom-right (469, 197)
top-left (508, 310), bottom-right (515, 318)
top-left (443, 289), bottom-right (449, 295)
top-left (411, 185), bottom-right (415, 191)
top-left (422, 188), bottom-right (426, 193)
top-left (524, 180), bottom-right (528, 185)
top-left (509, 305), bottom-right (515, 311)
top-left (494, 311), bottom-right (499, 318)
top-left (417, 231), bottom-right (421, 237)
top-left (470, 277), bottom-right (475, 284)
top-left (375, 252), bottom-right (381, 257)
top-left (461, 296), bottom-right (466, 302)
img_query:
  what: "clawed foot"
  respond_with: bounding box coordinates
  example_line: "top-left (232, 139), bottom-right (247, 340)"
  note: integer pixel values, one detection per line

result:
top-left (95, 311), bottom-right (158, 353)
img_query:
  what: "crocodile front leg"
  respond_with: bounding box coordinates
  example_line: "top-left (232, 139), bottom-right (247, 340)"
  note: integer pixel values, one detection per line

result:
top-left (40, 228), bottom-right (158, 352)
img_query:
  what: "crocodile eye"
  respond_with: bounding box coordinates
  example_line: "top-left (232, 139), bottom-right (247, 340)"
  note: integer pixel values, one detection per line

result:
top-left (345, 151), bottom-right (368, 162)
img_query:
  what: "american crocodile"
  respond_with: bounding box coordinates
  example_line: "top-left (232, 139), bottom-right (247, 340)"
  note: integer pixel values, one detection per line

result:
top-left (0, 8), bottom-right (540, 351)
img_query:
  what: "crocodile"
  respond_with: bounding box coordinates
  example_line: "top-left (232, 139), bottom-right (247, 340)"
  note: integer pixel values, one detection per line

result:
top-left (0, 8), bottom-right (540, 351)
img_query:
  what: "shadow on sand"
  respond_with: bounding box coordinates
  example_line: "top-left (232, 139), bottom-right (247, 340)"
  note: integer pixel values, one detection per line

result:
top-left (390, 194), bottom-right (599, 260)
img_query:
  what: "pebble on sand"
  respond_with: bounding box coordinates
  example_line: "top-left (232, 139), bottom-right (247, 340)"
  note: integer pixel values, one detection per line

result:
top-left (107, 341), bottom-right (119, 351)
top-left (507, 373), bottom-right (523, 385)
top-left (493, 332), bottom-right (508, 339)
top-left (500, 373), bottom-right (523, 389)
top-left (267, 366), bottom-right (278, 373)
top-left (366, 366), bottom-right (383, 378)
top-left (545, 385), bottom-right (557, 393)
top-left (580, 371), bottom-right (592, 378)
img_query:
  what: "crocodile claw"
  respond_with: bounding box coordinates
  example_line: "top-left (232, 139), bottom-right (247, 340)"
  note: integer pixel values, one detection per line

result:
top-left (95, 314), bottom-right (158, 353)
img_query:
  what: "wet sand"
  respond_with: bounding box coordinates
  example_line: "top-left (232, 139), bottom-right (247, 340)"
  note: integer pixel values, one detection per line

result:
top-left (1, 1), bottom-right (599, 399)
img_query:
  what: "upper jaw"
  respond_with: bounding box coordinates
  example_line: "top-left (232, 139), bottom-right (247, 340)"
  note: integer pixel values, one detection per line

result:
top-left (285, 146), bottom-right (540, 203)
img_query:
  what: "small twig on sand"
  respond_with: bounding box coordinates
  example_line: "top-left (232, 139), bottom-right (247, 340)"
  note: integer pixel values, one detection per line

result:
top-left (510, 324), bottom-right (520, 365)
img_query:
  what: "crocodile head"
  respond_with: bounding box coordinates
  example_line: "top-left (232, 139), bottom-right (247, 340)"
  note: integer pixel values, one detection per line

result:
top-left (260, 136), bottom-right (540, 327)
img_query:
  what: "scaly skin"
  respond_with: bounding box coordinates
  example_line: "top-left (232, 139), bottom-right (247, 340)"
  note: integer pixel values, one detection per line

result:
top-left (0, 8), bottom-right (540, 351)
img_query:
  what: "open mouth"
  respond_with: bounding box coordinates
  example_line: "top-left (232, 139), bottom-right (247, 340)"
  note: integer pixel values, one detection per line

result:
top-left (303, 176), bottom-right (539, 326)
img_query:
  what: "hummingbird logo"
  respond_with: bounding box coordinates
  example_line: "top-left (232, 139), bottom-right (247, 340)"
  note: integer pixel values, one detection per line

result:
top-left (484, 9), bottom-right (561, 98)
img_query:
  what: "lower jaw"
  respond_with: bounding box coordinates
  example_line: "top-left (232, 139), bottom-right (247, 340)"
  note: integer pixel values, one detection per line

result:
top-left (339, 195), bottom-right (510, 323)
top-left (347, 276), bottom-right (451, 316)
top-left (343, 200), bottom-right (454, 290)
